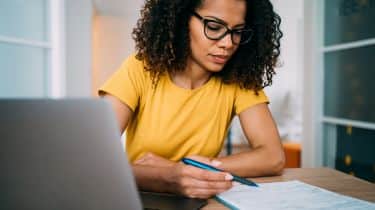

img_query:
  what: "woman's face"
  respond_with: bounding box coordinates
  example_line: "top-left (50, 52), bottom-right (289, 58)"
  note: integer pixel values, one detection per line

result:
top-left (188, 0), bottom-right (246, 73)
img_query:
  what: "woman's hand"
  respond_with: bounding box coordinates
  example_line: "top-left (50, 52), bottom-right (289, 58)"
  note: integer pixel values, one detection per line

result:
top-left (171, 155), bottom-right (233, 198)
top-left (134, 152), bottom-right (175, 167)
top-left (135, 153), bottom-right (233, 199)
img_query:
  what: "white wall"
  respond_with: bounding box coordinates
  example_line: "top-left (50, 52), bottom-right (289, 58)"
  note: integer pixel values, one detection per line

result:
top-left (92, 15), bottom-right (138, 96)
top-left (91, 0), bottom-right (144, 96)
top-left (271, 0), bottom-right (304, 86)
top-left (65, 0), bottom-right (93, 97)
top-left (267, 0), bottom-right (304, 141)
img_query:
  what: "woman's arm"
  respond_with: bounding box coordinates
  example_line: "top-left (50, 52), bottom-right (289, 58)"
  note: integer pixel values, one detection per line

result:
top-left (216, 103), bottom-right (285, 177)
top-left (104, 94), bottom-right (133, 133)
top-left (103, 94), bottom-right (232, 198)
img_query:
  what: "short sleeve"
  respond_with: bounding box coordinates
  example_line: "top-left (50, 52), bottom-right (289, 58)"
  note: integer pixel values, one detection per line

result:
top-left (98, 55), bottom-right (146, 112)
top-left (234, 88), bottom-right (269, 115)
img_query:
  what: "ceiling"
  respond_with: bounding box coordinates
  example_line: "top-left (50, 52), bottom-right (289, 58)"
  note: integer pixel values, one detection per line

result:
top-left (92, 0), bottom-right (144, 16)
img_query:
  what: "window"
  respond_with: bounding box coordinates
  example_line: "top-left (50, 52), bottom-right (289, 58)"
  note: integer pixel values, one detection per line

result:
top-left (308, 0), bottom-right (375, 181)
top-left (0, 0), bottom-right (65, 98)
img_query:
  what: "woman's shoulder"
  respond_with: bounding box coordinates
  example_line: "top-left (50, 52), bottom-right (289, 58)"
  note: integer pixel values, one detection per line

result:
top-left (122, 53), bottom-right (145, 70)
top-left (120, 53), bottom-right (151, 80)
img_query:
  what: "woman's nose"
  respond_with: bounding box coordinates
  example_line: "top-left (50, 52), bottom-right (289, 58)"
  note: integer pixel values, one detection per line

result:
top-left (217, 33), bottom-right (234, 48)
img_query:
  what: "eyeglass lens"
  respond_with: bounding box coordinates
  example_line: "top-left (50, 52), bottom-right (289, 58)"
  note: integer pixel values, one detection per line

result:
top-left (204, 20), bottom-right (252, 44)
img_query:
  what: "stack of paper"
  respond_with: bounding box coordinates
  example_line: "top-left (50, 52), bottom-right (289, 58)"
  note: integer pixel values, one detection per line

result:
top-left (216, 180), bottom-right (375, 210)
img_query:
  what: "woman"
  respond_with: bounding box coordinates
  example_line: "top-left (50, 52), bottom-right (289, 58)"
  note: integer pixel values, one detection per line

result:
top-left (99, 0), bottom-right (285, 199)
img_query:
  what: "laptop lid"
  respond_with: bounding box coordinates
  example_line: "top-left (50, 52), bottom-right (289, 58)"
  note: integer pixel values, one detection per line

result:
top-left (0, 99), bottom-right (142, 210)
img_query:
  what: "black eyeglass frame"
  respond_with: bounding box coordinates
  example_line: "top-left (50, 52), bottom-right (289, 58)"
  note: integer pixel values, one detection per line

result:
top-left (191, 12), bottom-right (253, 45)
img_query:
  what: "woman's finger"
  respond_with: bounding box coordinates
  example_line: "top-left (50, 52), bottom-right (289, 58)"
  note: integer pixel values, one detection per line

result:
top-left (180, 176), bottom-right (233, 190)
top-left (181, 165), bottom-right (233, 182)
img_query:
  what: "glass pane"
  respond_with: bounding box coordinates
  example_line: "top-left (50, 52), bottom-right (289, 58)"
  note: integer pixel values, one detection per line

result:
top-left (0, 0), bottom-right (49, 41)
top-left (324, 45), bottom-right (375, 122)
top-left (325, 0), bottom-right (375, 45)
top-left (335, 125), bottom-right (375, 182)
top-left (0, 43), bottom-right (48, 98)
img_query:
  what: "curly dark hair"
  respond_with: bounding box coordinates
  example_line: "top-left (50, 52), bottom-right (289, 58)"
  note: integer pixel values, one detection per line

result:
top-left (132, 0), bottom-right (282, 92)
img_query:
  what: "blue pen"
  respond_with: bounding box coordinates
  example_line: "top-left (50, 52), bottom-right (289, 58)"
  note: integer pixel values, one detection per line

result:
top-left (182, 158), bottom-right (258, 187)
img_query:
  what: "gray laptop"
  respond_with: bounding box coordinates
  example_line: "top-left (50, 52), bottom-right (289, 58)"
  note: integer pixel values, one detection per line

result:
top-left (0, 99), bottom-right (142, 210)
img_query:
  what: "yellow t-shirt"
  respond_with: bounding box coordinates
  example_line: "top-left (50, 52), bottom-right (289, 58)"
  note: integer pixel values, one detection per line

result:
top-left (99, 54), bottom-right (268, 162)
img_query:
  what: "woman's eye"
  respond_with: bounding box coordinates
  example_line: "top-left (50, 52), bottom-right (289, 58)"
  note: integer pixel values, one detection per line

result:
top-left (206, 22), bottom-right (223, 31)
top-left (233, 30), bottom-right (243, 36)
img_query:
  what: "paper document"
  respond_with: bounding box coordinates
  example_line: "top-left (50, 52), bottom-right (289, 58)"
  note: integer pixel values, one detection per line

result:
top-left (216, 180), bottom-right (375, 210)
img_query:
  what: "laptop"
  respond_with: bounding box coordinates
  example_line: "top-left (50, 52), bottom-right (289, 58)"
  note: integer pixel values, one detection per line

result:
top-left (0, 99), bottom-right (142, 210)
top-left (0, 99), bottom-right (208, 210)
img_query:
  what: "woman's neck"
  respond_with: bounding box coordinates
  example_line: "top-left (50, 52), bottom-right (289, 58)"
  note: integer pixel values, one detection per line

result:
top-left (170, 61), bottom-right (211, 90)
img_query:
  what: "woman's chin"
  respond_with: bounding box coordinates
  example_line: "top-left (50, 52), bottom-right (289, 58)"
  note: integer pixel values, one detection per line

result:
top-left (205, 62), bottom-right (226, 73)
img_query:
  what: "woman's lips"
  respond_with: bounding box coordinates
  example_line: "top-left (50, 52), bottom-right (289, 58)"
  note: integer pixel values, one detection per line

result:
top-left (210, 54), bottom-right (229, 64)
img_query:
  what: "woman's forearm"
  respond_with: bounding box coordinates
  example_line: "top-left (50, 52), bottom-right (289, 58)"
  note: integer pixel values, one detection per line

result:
top-left (132, 164), bottom-right (173, 193)
top-left (216, 145), bottom-right (285, 177)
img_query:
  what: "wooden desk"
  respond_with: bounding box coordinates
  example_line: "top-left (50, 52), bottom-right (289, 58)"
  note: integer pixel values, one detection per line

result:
top-left (202, 167), bottom-right (375, 210)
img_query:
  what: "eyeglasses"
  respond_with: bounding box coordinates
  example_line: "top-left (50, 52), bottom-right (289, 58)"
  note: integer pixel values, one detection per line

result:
top-left (191, 12), bottom-right (253, 45)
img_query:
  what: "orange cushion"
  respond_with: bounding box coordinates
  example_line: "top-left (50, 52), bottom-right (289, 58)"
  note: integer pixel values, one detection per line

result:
top-left (283, 142), bottom-right (301, 168)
